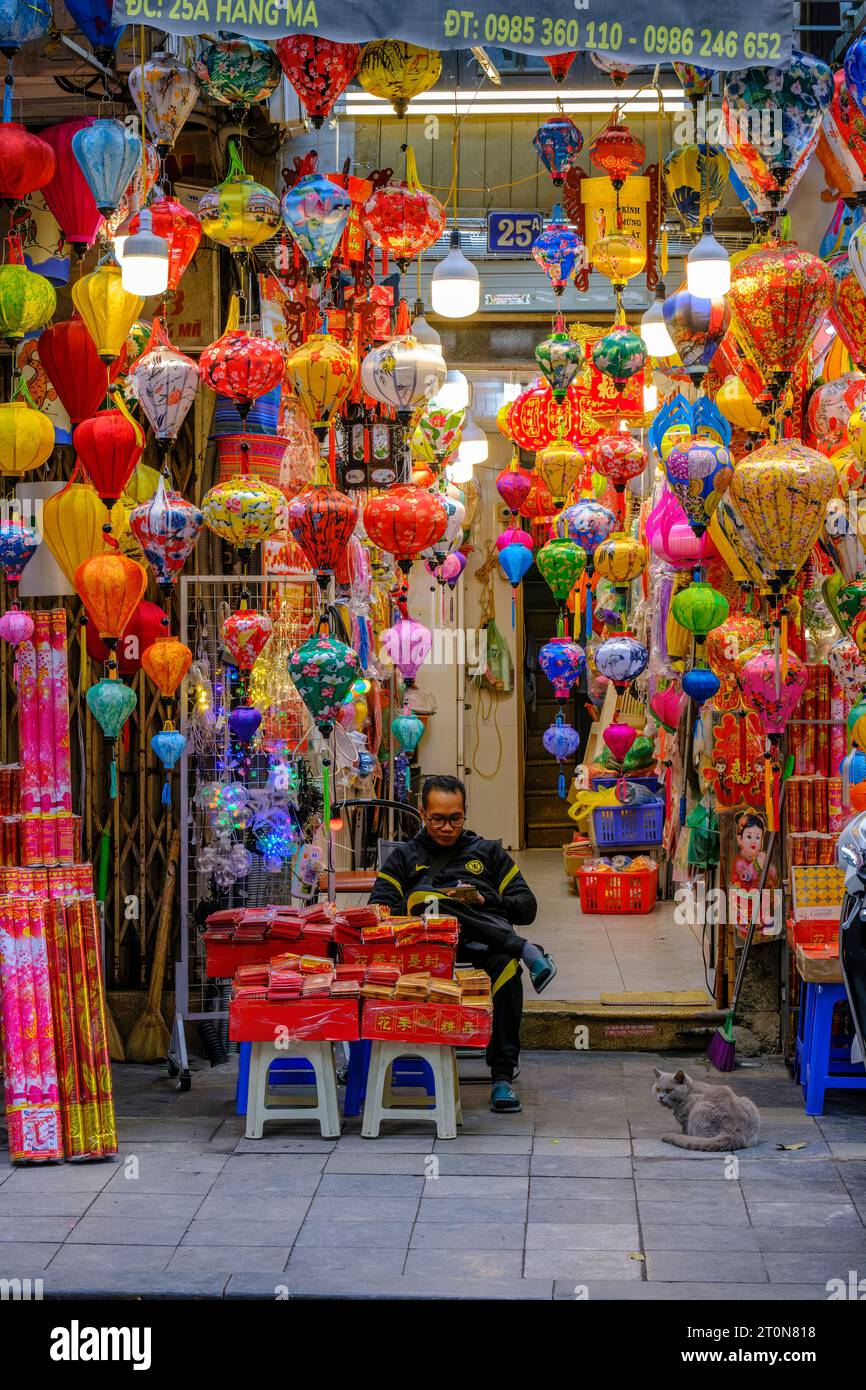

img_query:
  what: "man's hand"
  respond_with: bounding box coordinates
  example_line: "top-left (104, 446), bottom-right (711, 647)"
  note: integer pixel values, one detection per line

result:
top-left (450, 883), bottom-right (485, 906)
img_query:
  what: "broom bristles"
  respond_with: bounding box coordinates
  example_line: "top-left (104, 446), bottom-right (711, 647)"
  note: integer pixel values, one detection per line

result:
top-left (707, 1011), bottom-right (736, 1072)
top-left (105, 1005), bottom-right (125, 1063)
top-left (126, 1008), bottom-right (171, 1064)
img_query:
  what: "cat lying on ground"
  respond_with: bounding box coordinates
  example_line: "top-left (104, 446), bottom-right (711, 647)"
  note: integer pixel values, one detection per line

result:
top-left (653, 1067), bottom-right (761, 1151)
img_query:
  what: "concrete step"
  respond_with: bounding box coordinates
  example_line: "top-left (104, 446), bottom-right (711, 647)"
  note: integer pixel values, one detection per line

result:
top-left (522, 999), bottom-right (726, 1051)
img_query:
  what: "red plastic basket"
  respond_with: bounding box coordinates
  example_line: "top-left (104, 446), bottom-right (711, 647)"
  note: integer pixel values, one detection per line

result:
top-left (578, 865), bottom-right (658, 915)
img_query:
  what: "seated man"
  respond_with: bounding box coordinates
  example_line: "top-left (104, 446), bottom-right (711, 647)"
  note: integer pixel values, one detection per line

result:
top-left (369, 774), bottom-right (556, 1114)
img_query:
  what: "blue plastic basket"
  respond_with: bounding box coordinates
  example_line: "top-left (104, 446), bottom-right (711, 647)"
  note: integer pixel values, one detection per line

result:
top-left (592, 802), bottom-right (664, 847)
top-left (591, 775), bottom-right (662, 795)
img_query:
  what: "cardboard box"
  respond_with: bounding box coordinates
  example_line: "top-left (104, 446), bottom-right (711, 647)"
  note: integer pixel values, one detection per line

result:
top-left (361, 1001), bottom-right (492, 1049)
top-left (229, 997), bottom-right (360, 1044)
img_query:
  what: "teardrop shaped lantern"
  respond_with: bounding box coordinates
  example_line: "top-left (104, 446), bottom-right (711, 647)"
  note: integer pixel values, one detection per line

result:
top-left (199, 328), bottom-right (284, 420)
top-left (71, 118), bottom-right (140, 215)
top-left (37, 315), bottom-right (124, 423)
top-left (41, 483), bottom-right (108, 588)
top-left (531, 203), bottom-right (584, 296)
top-left (0, 122), bottom-right (55, 201)
top-left (284, 331), bottom-right (357, 436)
top-left (73, 406), bottom-right (143, 508)
top-left (126, 194), bottom-right (201, 294)
top-left (199, 140), bottom-right (280, 252)
top-left (286, 468), bottom-right (358, 583)
top-left (40, 117), bottom-right (103, 255)
top-left (75, 551), bottom-right (147, 643)
top-left (128, 50), bottom-right (200, 156)
top-left (536, 439), bottom-right (585, 506)
top-left (129, 473), bottom-right (203, 591)
top-left (72, 263), bottom-right (143, 364)
top-left (0, 520), bottom-right (39, 590)
top-left (538, 635), bottom-right (586, 700)
top-left (357, 40), bottom-right (441, 117)
top-left (275, 35), bottom-right (361, 128)
top-left (280, 172), bottom-right (351, 279)
top-left (0, 239), bottom-right (55, 345)
top-left (533, 114), bottom-right (584, 186)
top-left (129, 316), bottom-right (199, 455)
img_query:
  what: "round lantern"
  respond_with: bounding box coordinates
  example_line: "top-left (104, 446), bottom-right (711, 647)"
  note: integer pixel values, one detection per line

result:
top-left (663, 144), bottom-right (729, 231)
top-left (552, 499), bottom-right (616, 558)
top-left (535, 320), bottom-right (583, 401)
top-left (517, 471), bottom-right (555, 522)
top-left (381, 616), bottom-right (432, 686)
top-left (508, 381), bottom-right (562, 452)
top-left (594, 532), bottom-right (647, 587)
top-left (75, 552), bottom-right (146, 645)
top-left (284, 332), bottom-right (357, 434)
top-left (592, 324), bottom-right (646, 389)
top-left (361, 155), bottom-right (446, 271)
top-left (195, 34), bottom-right (280, 111)
top-left (595, 632), bottom-right (648, 687)
top-left (128, 50), bottom-right (200, 155)
top-left (729, 440), bottom-right (837, 592)
top-left (496, 457), bottom-right (531, 515)
top-left (543, 710), bottom-right (581, 797)
top-left (662, 291), bottom-right (730, 374)
top-left (202, 474), bottom-right (285, 564)
top-left (40, 117), bottom-right (103, 254)
top-left (281, 173), bottom-right (351, 278)
top-left (357, 41), bottom-right (441, 117)
top-left (705, 612), bottom-right (764, 685)
top-left (538, 635), bottom-right (585, 699)
top-left (590, 233), bottom-right (646, 289)
top-left (531, 203), bottom-right (584, 295)
top-left (129, 473), bottom-right (203, 590)
top-left (589, 122), bottom-right (645, 187)
top-left (287, 476), bottom-right (358, 582)
top-left (71, 263), bottom-right (143, 364)
top-left (41, 483), bottom-right (107, 587)
top-left (276, 36), bottom-right (361, 127)
top-left (199, 142), bottom-right (280, 252)
top-left (128, 316), bottom-right (199, 452)
top-left (223, 606), bottom-right (272, 670)
top-left (825, 498), bottom-right (866, 584)
top-left (592, 433), bottom-right (647, 491)
top-left (71, 118), bottom-right (140, 216)
top-left (361, 317), bottom-right (445, 418)
top-left (0, 253), bottom-right (55, 345)
top-left (363, 484), bottom-right (447, 574)
top-left (682, 667), bottom-right (720, 705)
top-left (536, 439), bottom-right (585, 505)
top-left (0, 122), bottom-right (55, 201)
top-left (127, 195), bottom-right (201, 294)
top-left (536, 536), bottom-right (586, 603)
top-left (289, 632), bottom-right (361, 739)
top-left (142, 634), bottom-right (192, 699)
top-left (738, 645), bottom-right (808, 737)
top-left (715, 375), bottom-right (764, 433)
top-left (671, 581), bottom-right (729, 640)
top-left (533, 115), bottom-right (584, 186)
top-left (664, 436), bottom-right (734, 535)
top-left (728, 243), bottom-right (834, 400)
top-left (807, 372), bottom-right (866, 456)
top-left (199, 330), bottom-right (284, 417)
top-left (0, 390), bottom-right (54, 474)
top-left (73, 406), bottom-right (143, 506)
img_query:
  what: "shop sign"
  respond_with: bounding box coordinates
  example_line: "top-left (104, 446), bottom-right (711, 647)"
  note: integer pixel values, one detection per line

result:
top-left (487, 211), bottom-right (543, 257)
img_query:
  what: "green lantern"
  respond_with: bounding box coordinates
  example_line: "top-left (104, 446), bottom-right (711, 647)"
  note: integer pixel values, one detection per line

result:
top-left (535, 318), bottom-right (583, 403)
top-left (86, 678), bottom-right (137, 798)
top-left (288, 632), bottom-right (361, 736)
top-left (392, 706), bottom-right (425, 755)
top-left (0, 254), bottom-right (55, 346)
top-left (671, 581), bottom-right (729, 640)
top-left (536, 537), bottom-right (586, 607)
top-left (591, 323), bottom-right (646, 390)
top-left (838, 578), bottom-right (866, 628)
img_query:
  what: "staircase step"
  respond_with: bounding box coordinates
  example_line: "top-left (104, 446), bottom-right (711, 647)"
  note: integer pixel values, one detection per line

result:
top-left (522, 999), bottom-right (725, 1051)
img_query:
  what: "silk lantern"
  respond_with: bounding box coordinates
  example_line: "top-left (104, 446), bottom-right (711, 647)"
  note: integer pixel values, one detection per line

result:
top-left (0, 386), bottom-right (54, 474)
top-left (590, 232), bottom-right (646, 289)
top-left (361, 313), bottom-right (446, 417)
top-left (381, 616), bottom-right (432, 687)
top-left (496, 456), bottom-right (531, 515)
top-left (728, 243), bottom-right (834, 402)
top-left (592, 324), bottom-right (647, 389)
top-left (63, 0), bottom-right (123, 60)
top-left (544, 52), bottom-right (576, 84)
top-left (40, 117), bottom-right (103, 254)
top-left (151, 727), bottom-right (186, 804)
top-left (0, 607), bottom-right (34, 644)
top-left (536, 439), bottom-right (585, 505)
top-left (595, 632), bottom-right (648, 686)
top-left (662, 291), bottom-right (731, 374)
top-left (729, 440), bottom-right (837, 592)
top-left (199, 141), bottom-right (281, 252)
top-left (363, 484), bottom-right (447, 574)
top-left (592, 433), bottom-right (647, 491)
top-left (286, 474), bottom-right (358, 582)
top-left (724, 52), bottom-right (832, 208)
top-left (543, 710), bottom-right (581, 797)
top-left (75, 552), bottom-right (146, 647)
top-left (281, 173), bottom-right (351, 278)
top-left (72, 263), bottom-right (143, 364)
top-left (199, 329), bottom-right (284, 418)
top-left (73, 406), bottom-right (143, 506)
top-left (289, 632), bottom-right (361, 738)
top-left (284, 332), bottom-right (356, 435)
top-left (142, 634), bottom-right (192, 699)
top-left (682, 667), bottom-right (720, 704)
top-left (0, 0), bottom-right (50, 55)
top-left (535, 319), bottom-right (583, 401)
top-left (37, 316), bottom-right (124, 423)
top-left (361, 150), bottom-right (446, 270)
top-left (531, 204), bottom-right (584, 295)
top-left (664, 437), bottom-right (733, 535)
top-left (671, 581), bottom-right (729, 641)
top-left (128, 316), bottom-right (198, 453)
top-left (127, 196), bottom-right (201, 294)
top-left (201, 474), bottom-right (285, 564)
top-left (357, 41), bottom-right (441, 117)
top-left (0, 247), bottom-right (55, 344)
top-left (86, 677), bottom-right (137, 795)
top-left (71, 118), bottom-right (140, 215)
top-left (538, 635), bottom-right (586, 699)
top-left (41, 483), bottom-right (107, 588)
top-left (739, 645), bottom-right (808, 736)
top-left (275, 36), bottom-right (361, 128)
top-left (828, 251), bottom-right (866, 372)
top-left (0, 521), bottom-right (38, 590)
top-left (86, 597), bottom-right (165, 676)
top-left (716, 375), bottom-right (765, 433)
top-left (129, 473), bottom-right (202, 591)
top-left (223, 607), bottom-right (272, 670)
top-left (533, 114), bottom-right (584, 186)
top-left (552, 499), bottom-right (616, 559)
top-left (0, 122), bottom-right (54, 201)
top-left (663, 143), bottom-right (729, 230)
top-left (128, 50), bottom-right (200, 155)
top-left (536, 536), bottom-right (586, 604)
top-left (603, 722), bottom-right (638, 765)
top-left (498, 541), bottom-right (534, 594)
top-left (589, 122), bottom-right (645, 187)
top-left (594, 533), bottom-right (646, 587)
top-left (195, 34), bottom-right (280, 111)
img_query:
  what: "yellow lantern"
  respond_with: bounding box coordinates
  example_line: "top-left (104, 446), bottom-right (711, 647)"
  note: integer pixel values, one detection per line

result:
top-left (824, 332), bottom-right (855, 383)
top-left (848, 404), bottom-right (866, 465)
top-left (142, 635), bottom-right (193, 700)
top-left (0, 259), bottom-right (55, 344)
top-left (496, 403), bottom-right (513, 439)
top-left (201, 474), bottom-right (285, 562)
top-left (0, 386), bottom-right (54, 475)
top-left (41, 483), bottom-right (108, 588)
top-left (535, 439), bottom-right (585, 505)
top-left (594, 532), bottom-right (647, 586)
top-left (284, 332), bottom-right (357, 434)
top-left (357, 41), bottom-right (441, 116)
top-left (833, 444), bottom-right (865, 499)
top-left (663, 143), bottom-right (729, 233)
top-left (709, 499), bottom-right (765, 587)
top-left (72, 264), bottom-right (144, 364)
top-left (590, 232), bottom-right (646, 288)
top-left (716, 375), bottom-right (765, 432)
top-left (728, 441), bottom-right (837, 593)
top-left (198, 140), bottom-right (281, 253)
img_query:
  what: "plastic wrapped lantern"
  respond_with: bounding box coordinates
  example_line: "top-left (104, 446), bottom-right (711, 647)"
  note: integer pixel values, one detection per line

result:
top-left (531, 204), bottom-right (584, 296)
top-left (662, 291), bottom-right (731, 375)
top-left (71, 118), bottom-right (140, 215)
top-left (357, 41), bottom-right (441, 117)
top-left (284, 331), bottom-right (357, 436)
top-left (595, 632), bottom-right (649, 688)
top-left (128, 317), bottom-right (199, 455)
top-left (535, 318), bottom-right (583, 401)
top-left (276, 36), bottom-right (361, 127)
top-left (533, 114), bottom-right (584, 186)
top-left (381, 616), bottom-right (432, 687)
top-left (198, 142), bottom-right (280, 252)
top-left (589, 122), bottom-right (645, 188)
top-left (199, 329), bottom-right (284, 419)
top-left (363, 484), bottom-right (447, 575)
top-left (126, 195), bottom-right (201, 294)
top-left (73, 406), bottom-right (143, 507)
top-left (129, 473), bottom-right (203, 591)
top-left (664, 436), bottom-right (734, 536)
top-left (728, 440), bottom-right (837, 592)
top-left (543, 711), bottom-right (581, 797)
top-left (0, 122), bottom-right (55, 201)
top-left (40, 117), bottom-right (103, 255)
top-left (281, 173), bottom-right (351, 279)
top-left (0, 245), bottom-right (55, 345)
top-left (361, 151), bottom-right (446, 271)
top-left (128, 50), bottom-right (200, 156)
top-left (195, 34), bottom-right (281, 112)
top-left (592, 324), bottom-right (647, 390)
top-left (72, 263), bottom-right (143, 364)
top-left (538, 635), bottom-right (586, 700)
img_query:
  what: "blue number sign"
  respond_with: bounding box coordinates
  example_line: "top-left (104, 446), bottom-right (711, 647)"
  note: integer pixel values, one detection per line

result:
top-left (487, 210), bottom-right (544, 256)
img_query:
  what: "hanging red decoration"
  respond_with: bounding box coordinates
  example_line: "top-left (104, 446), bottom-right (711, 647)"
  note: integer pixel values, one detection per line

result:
top-left (86, 599), bottom-right (166, 676)
top-left (199, 330), bottom-right (284, 418)
top-left (39, 117), bottom-right (103, 255)
top-left (518, 472), bottom-right (555, 520)
top-left (223, 607), bottom-right (273, 670)
top-left (589, 122), bottom-right (646, 188)
top-left (592, 433), bottom-right (648, 490)
top-left (496, 459), bottom-right (532, 513)
top-left (126, 194), bottom-right (201, 293)
top-left (0, 123), bottom-right (55, 202)
top-left (286, 476), bottom-right (358, 583)
top-left (38, 316), bottom-right (125, 425)
top-left (275, 36), bottom-right (361, 128)
top-left (508, 381), bottom-right (565, 451)
top-left (363, 484), bottom-right (448, 574)
top-left (361, 151), bottom-right (446, 271)
top-left (73, 407), bottom-right (144, 507)
top-left (544, 52), bottom-right (577, 84)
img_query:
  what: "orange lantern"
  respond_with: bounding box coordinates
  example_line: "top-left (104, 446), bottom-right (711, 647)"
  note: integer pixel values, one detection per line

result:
top-left (75, 552), bottom-right (147, 650)
top-left (589, 123), bottom-right (645, 189)
top-left (142, 634), bottom-right (193, 700)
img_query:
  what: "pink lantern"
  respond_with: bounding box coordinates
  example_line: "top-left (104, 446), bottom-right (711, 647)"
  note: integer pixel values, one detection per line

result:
top-left (496, 462), bottom-right (531, 514)
top-left (649, 491), bottom-right (713, 567)
top-left (0, 609), bottom-right (34, 645)
top-left (739, 647), bottom-right (808, 737)
top-left (650, 685), bottom-right (685, 733)
top-left (381, 616), bottom-right (432, 686)
top-left (496, 527), bottom-right (533, 551)
top-left (602, 722), bottom-right (637, 763)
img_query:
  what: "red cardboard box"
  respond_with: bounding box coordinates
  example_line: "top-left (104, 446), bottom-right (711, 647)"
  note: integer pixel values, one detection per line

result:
top-left (340, 942), bottom-right (455, 979)
top-left (229, 996), bottom-right (360, 1043)
top-left (206, 936), bottom-right (333, 979)
top-left (361, 1001), bottom-right (492, 1048)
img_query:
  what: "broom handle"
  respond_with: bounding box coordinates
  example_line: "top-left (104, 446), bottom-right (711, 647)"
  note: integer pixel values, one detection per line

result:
top-left (144, 827), bottom-right (181, 1014)
top-left (728, 759), bottom-right (793, 1018)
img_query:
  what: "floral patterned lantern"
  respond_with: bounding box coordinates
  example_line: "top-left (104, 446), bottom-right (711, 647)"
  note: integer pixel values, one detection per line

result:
top-left (199, 329), bottom-right (284, 419)
top-left (275, 36), bottom-right (361, 128)
top-left (508, 381), bottom-right (561, 451)
top-left (361, 150), bottom-right (446, 271)
top-left (728, 242), bottom-right (834, 402)
top-left (538, 635), bottom-right (586, 699)
top-left (728, 440), bottom-right (837, 592)
top-left (531, 204), bottom-right (584, 295)
top-left (806, 373), bottom-right (866, 456)
top-left (281, 173), bottom-right (351, 278)
top-left (664, 143), bottom-right (729, 232)
top-left (592, 324), bottom-right (647, 390)
top-left (127, 195), bottom-right (201, 294)
top-left (287, 470), bottom-right (358, 583)
top-left (289, 632), bottom-right (360, 737)
top-left (536, 536), bottom-right (586, 604)
top-left (595, 632), bottom-right (649, 687)
top-left (828, 251), bottom-right (866, 372)
top-left (665, 436), bottom-right (734, 535)
top-left (590, 52), bottom-right (639, 86)
top-left (533, 114), bottom-right (584, 186)
top-left (195, 34), bottom-right (280, 112)
top-left (739, 644), bottom-right (808, 736)
top-left (589, 122), bottom-right (645, 188)
top-left (40, 117), bottom-right (103, 255)
top-left (412, 402), bottom-right (464, 468)
top-left (223, 605), bottom-right (273, 670)
top-left (199, 141), bottom-right (280, 252)
top-left (0, 521), bottom-right (38, 591)
top-left (71, 118), bottom-right (140, 215)
top-left (536, 439), bottom-right (585, 506)
top-left (357, 41), bottom-right (441, 118)
top-left (128, 50), bottom-right (200, 156)
top-left (723, 51), bottom-right (833, 208)
top-left (202, 474), bottom-right (285, 566)
top-left (284, 331), bottom-right (357, 435)
top-left (535, 317), bottom-right (583, 401)
top-left (552, 499), bottom-right (616, 560)
top-left (363, 483), bottom-right (447, 574)
top-left (360, 301), bottom-right (445, 417)
top-left (129, 473), bottom-right (203, 591)
top-left (663, 291), bottom-right (731, 374)
top-left (592, 433), bottom-right (647, 491)
top-left (590, 233), bottom-right (646, 289)
top-left (128, 316), bottom-right (199, 454)
top-left (543, 710), bottom-right (582, 796)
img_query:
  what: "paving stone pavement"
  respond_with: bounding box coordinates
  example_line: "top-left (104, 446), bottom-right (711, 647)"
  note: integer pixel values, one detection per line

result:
top-left (0, 1049), bottom-right (864, 1300)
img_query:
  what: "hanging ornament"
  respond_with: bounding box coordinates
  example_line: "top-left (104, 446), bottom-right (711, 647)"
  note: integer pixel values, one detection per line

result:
top-left (363, 483), bottom-right (447, 574)
top-left (71, 263), bottom-right (143, 364)
top-left (602, 721), bottom-right (638, 765)
top-left (663, 144), bottom-right (729, 232)
top-left (590, 232), bottom-right (646, 290)
top-left (531, 204), bottom-right (584, 296)
top-left (533, 113), bottom-right (584, 186)
top-left (419, 492), bottom-right (465, 565)
top-left (126, 195), bottom-right (201, 295)
top-left (289, 632), bottom-right (361, 735)
top-left (651, 683), bottom-right (686, 732)
top-left (664, 436), bottom-right (734, 536)
top-left (128, 50), bottom-right (200, 156)
top-left (201, 474), bottom-right (285, 565)
top-left (715, 375), bottom-right (765, 433)
top-left (498, 540), bottom-right (534, 595)
top-left (671, 582), bottom-right (730, 643)
top-left (0, 607), bottom-right (34, 645)
top-left (361, 150), bottom-right (446, 271)
top-left (593, 533), bottom-right (646, 588)
top-left (535, 438), bottom-right (585, 506)
top-left (73, 405), bottom-right (143, 507)
top-left (727, 242), bottom-right (833, 404)
top-left (381, 616), bottom-right (432, 686)
top-left (199, 328), bottom-right (284, 419)
top-left (682, 667), bottom-right (720, 704)
top-left (129, 473), bottom-right (203, 591)
top-left (228, 706), bottom-right (262, 747)
top-left (0, 379), bottom-right (54, 474)
top-left (86, 598), bottom-right (165, 676)
top-left (728, 440), bottom-right (837, 593)
top-left (828, 635), bottom-right (866, 698)
top-left (595, 632), bottom-right (649, 688)
top-left (63, 0), bottom-right (123, 62)
top-left (128, 316), bottom-right (199, 455)
top-left (543, 711), bottom-right (581, 797)
top-left (194, 33), bottom-right (280, 113)
top-left (412, 402), bottom-right (465, 469)
top-left (275, 36), bottom-right (361, 127)
top-left (71, 118), bottom-right (140, 216)
top-left (662, 291), bottom-right (731, 375)
top-left (286, 467), bottom-right (358, 583)
top-left (0, 122), bottom-right (54, 202)
top-left (360, 301), bottom-right (445, 417)
top-left (0, 0), bottom-right (50, 56)
top-left (592, 324), bottom-right (647, 390)
top-left (151, 727), bottom-right (186, 806)
top-left (825, 498), bottom-right (866, 584)
top-left (705, 612), bottom-right (764, 688)
top-left (40, 118), bottom-right (103, 255)
top-left (357, 41), bottom-right (441, 117)
top-left (536, 536), bottom-right (586, 605)
top-left (281, 173), bottom-right (351, 278)
top-left (544, 52), bottom-right (577, 85)
top-left (496, 454), bottom-right (531, 515)
top-left (223, 607), bottom-right (273, 670)
top-left (589, 53), bottom-right (639, 87)
top-left (0, 239), bottom-right (55, 345)
top-left (538, 635), bottom-right (586, 699)
top-left (86, 678), bottom-right (136, 796)
top-left (141, 634), bottom-right (192, 699)
top-left (535, 317), bottom-right (583, 401)
top-left (723, 51), bottom-right (833, 208)
top-left (199, 140), bottom-right (280, 253)
top-left (589, 122), bottom-right (645, 188)
top-left (284, 331), bottom-right (357, 436)
top-left (37, 316), bottom-right (124, 424)
top-left (592, 433), bottom-right (647, 492)
top-left (392, 705), bottom-right (425, 780)
top-left (806, 374), bottom-right (866, 457)
top-left (0, 520), bottom-right (38, 592)
top-left (739, 645), bottom-right (808, 736)
top-left (75, 552), bottom-right (146, 645)
top-left (552, 499), bottom-right (616, 561)
top-left (41, 483), bottom-right (107, 587)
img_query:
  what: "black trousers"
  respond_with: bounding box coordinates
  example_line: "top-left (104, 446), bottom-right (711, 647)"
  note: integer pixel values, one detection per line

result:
top-left (461, 942), bottom-right (523, 1082)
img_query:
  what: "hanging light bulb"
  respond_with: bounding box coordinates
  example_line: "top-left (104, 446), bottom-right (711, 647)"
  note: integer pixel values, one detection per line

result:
top-left (457, 414), bottom-right (488, 465)
top-left (447, 455), bottom-right (474, 484)
top-left (643, 381), bottom-right (659, 412)
top-left (640, 283), bottom-right (676, 358)
top-left (411, 299), bottom-right (443, 361)
top-left (431, 228), bottom-right (480, 319)
top-left (686, 217), bottom-right (730, 298)
top-left (432, 369), bottom-right (469, 413)
top-left (120, 206), bottom-right (168, 297)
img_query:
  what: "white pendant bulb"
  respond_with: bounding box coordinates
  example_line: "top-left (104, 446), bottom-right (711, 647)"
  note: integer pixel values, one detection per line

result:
top-left (431, 228), bottom-right (480, 319)
top-left (686, 217), bottom-right (731, 298)
top-left (120, 206), bottom-right (169, 297)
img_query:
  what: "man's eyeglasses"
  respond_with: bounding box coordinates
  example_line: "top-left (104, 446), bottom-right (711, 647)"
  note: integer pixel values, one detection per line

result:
top-left (426, 813), bottom-right (465, 829)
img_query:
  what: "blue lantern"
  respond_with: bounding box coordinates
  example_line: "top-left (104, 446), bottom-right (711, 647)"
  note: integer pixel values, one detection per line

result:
top-left (0, 520), bottom-right (38, 586)
top-left (682, 667), bottom-right (720, 705)
top-left (552, 500), bottom-right (616, 559)
top-left (531, 205), bottom-right (584, 296)
top-left (71, 119), bottom-right (141, 216)
top-left (63, 0), bottom-right (125, 60)
top-left (538, 636), bottom-right (586, 700)
top-left (280, 174), bottom-right (351, 278)
top-left (0, 0), bottom-right (50, 57)
top-left (151, 727), bottom-right (186, 805)
top-left (498, 541), bottom-right (534, 588)
top-left (533, 115), bottom-right (584, 187)
top-left (543, 711), bottom-right (581, 797)
top-left (595, 633), bottom-right (648, 688)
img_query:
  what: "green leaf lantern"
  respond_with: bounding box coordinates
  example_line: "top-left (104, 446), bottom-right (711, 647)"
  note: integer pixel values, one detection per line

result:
top-left (591, 323), bottom-right (647, 391)
top-left (536, 536), bottom-right (586, 613)
top-left (288, 632), bottom-right (361, 826)
top-left (86, 678), bottom-right (137, 798)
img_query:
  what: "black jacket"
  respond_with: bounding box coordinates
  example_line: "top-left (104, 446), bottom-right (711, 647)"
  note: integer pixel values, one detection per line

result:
top-left (369, 829), bottom-right (537, 928)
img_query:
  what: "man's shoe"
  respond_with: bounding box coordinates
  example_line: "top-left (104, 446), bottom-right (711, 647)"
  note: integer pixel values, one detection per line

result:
top-left (490, 1081), bottom-right (522, 1113)
top-left (529, 951), bottom-right (557, 994)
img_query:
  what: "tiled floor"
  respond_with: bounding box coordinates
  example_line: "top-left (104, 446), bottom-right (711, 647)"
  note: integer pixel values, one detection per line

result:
top-left (1, 1049), bottom-right (864, 1299)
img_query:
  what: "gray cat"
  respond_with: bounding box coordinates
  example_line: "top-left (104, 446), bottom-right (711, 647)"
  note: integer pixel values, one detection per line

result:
top-left (653, 1068), bottom-right (761, 1151)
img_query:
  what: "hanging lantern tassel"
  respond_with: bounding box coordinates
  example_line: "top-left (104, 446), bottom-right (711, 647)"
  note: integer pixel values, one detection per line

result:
top-left (773, 621), bottom-right (781, 701)
top-left (780, 608), bottom-right (789, 683)
top-left (842, 749), bottom-right (855, 810)
top-left (762, 753), bottom-right (773, 829)
top-left (558, 765), bottom-right (566, 798)
top-left (322, 752), bottom-right (331, 829)
top-left (586, 575), bottom-right (593, 639)
top-left (110, 743), bottom-right (119, 800)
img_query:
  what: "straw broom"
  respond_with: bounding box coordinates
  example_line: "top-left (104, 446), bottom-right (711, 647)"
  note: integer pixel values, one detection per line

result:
top-left (126, 827), bottom-right (181, 1063)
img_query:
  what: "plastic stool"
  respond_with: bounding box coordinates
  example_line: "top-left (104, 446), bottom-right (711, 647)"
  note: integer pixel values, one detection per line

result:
top-left (361, 1042), bottom-right (462, 1139)
top-left (245, 1039), bottom-right (341, 1139)
top-left (343, 1039), bottom-right (436, 1117)
top-left (235, 1041), bottom-right (315, 1115)
top-left (801, 982), bottom-right (866, 1116)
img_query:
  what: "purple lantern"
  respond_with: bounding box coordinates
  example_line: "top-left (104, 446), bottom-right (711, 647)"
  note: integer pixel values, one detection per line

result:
top-left (381, 616), bottom-right (432, 687)
top-left (543, 711), bottom-right (582, 796)
top-left (229, 705), bottom-right (262, 744)
top-left (538, 635), bottom-right (586, 700)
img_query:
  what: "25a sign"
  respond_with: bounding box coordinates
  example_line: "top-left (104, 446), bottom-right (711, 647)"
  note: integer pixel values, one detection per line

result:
top-left (487, 210), bottom-right (543, 256)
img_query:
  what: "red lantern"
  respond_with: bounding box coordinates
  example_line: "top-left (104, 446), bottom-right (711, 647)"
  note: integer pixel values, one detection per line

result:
top-left (496, 460), bottom-right (532, 513)
top-left (518, 473), bottom-right (555, 520)
top-left (508, 382), bottom-right (571, 451)
top-left (38, 317), bottom-right (125, 425)
top-left (361, 167), bottom-right (446, 272)
top-left (0, 123), bottom-right (55, 202)
top-left (275, 36), bottom-right (361, 128)
top-left (592, 433), bottom-right (648, 490)
top-left (199, 330), bottom-right (284, 418)
top-left (86, 598), bottom-right (165, 676)
top-left (363, 484), bottom-right (448, 573)
top-left (73, 408), bottom-right (144, 507)
top-left (544, 52), bottom-right (576, 84)
top-left (287, 480), bottom-right (358, 581)
top-left (223, 607), bottom-right (273, 670)
top-left (589, 123), bottom-right (645, 188)
top-left (127, 194), bottom-right (201, 293)
top-left (40, 117), bottom-right (103, 254)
